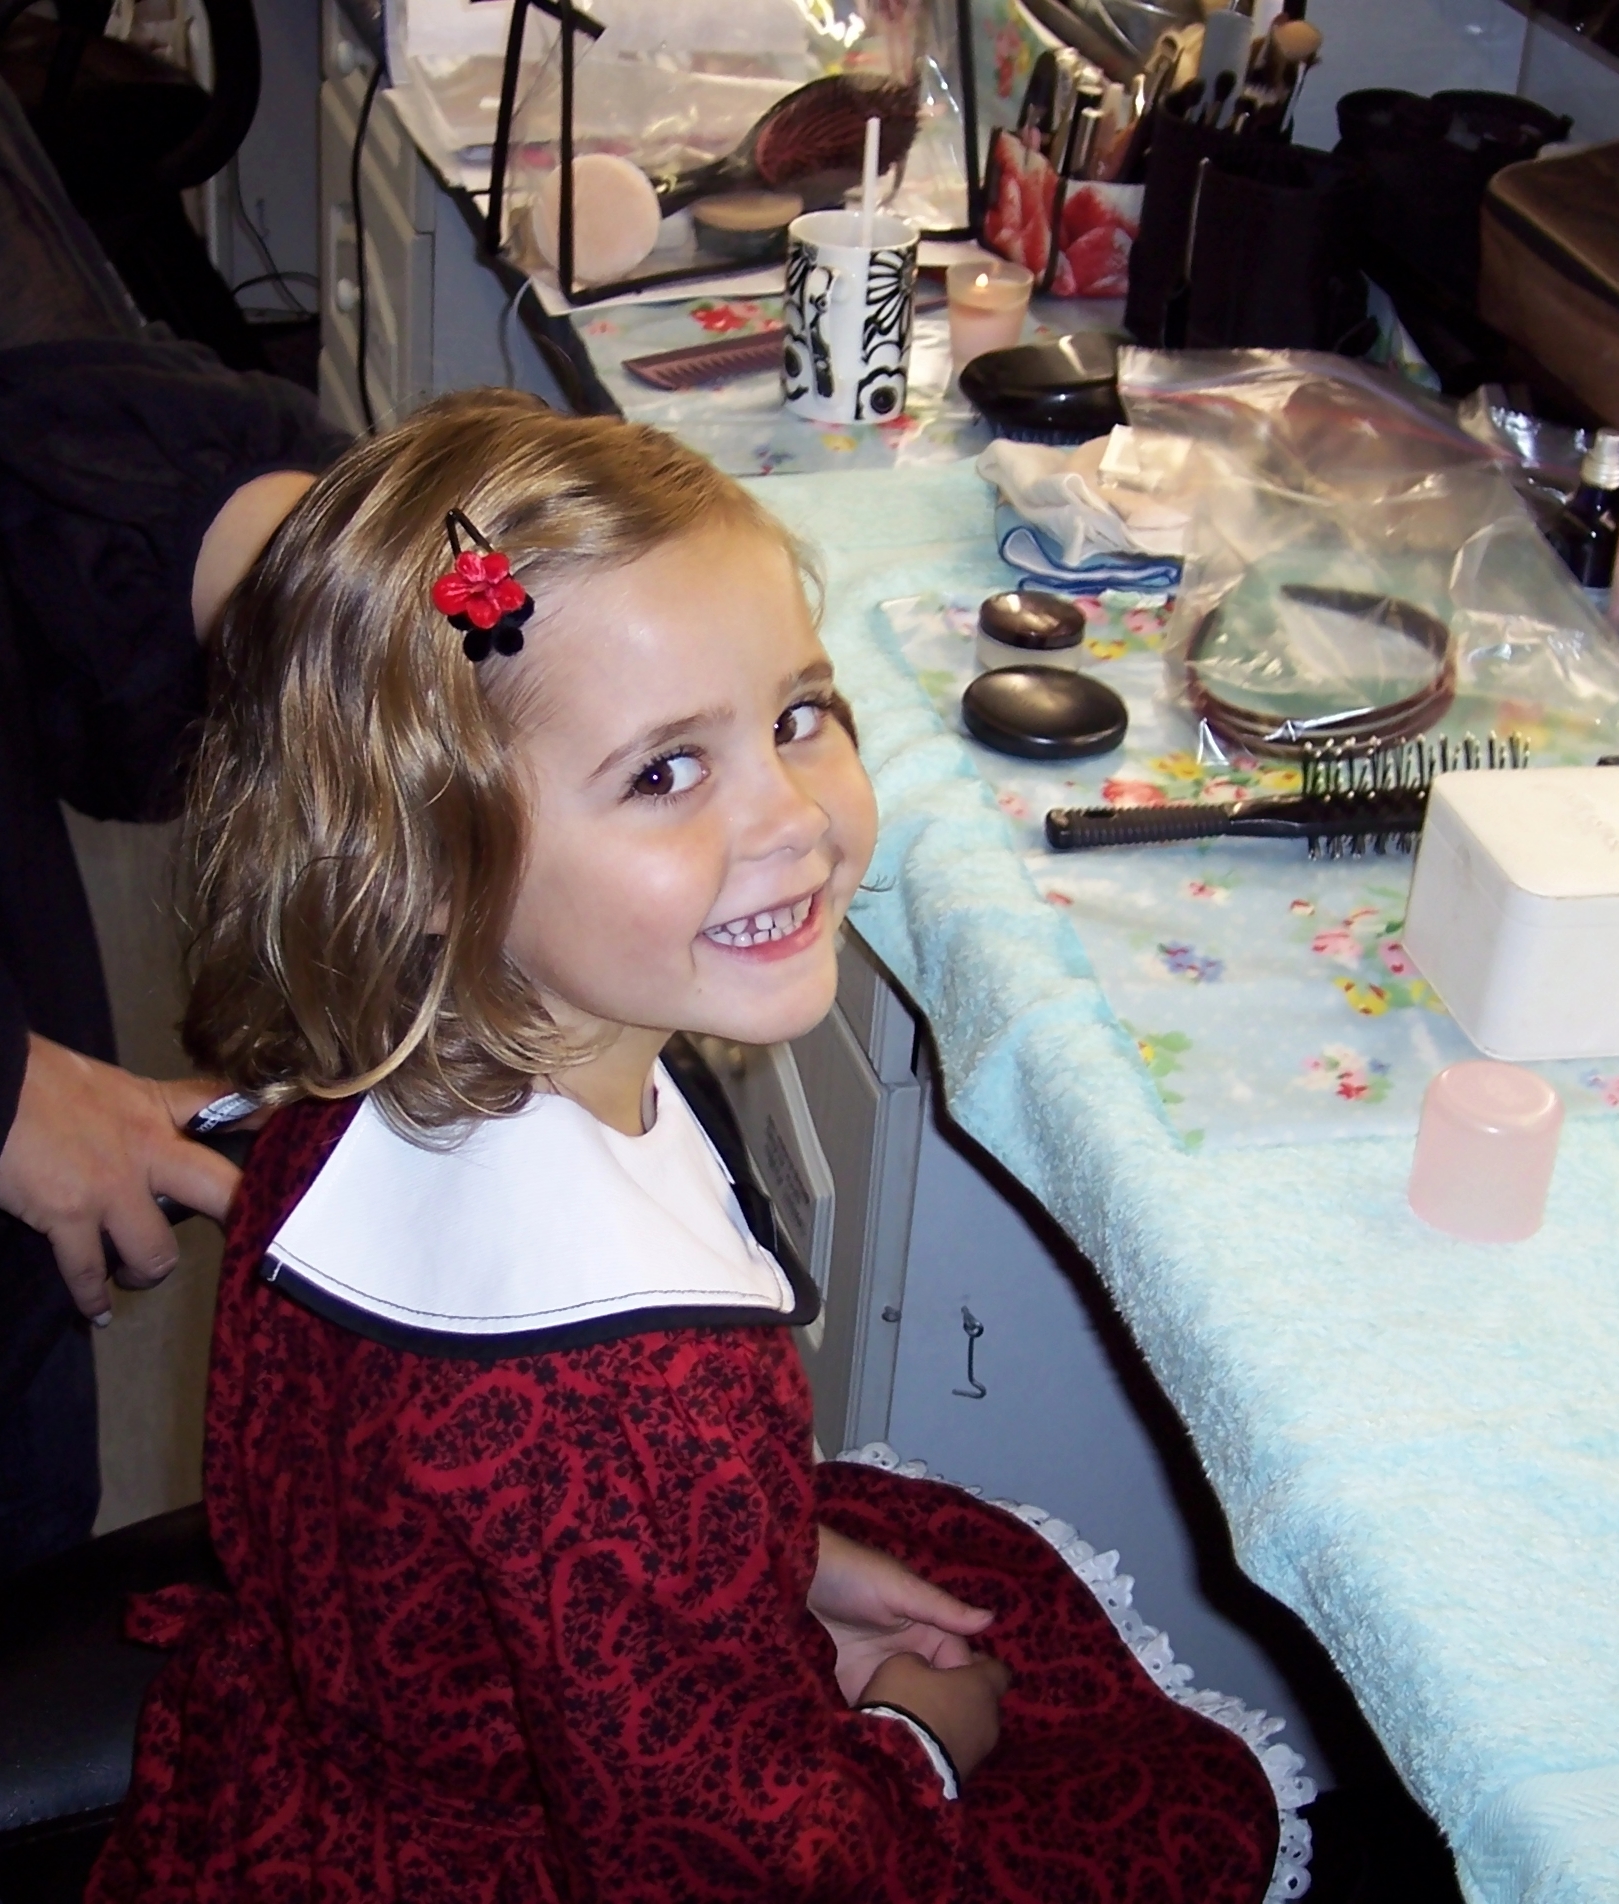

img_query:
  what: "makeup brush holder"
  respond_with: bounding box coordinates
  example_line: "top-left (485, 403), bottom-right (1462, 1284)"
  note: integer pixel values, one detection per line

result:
top-left (485, 0), bottom-right (984, 307)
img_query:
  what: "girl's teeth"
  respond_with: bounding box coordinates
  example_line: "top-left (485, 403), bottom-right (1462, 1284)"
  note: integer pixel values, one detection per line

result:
top-left (704, 895), bottom-right (814, 948)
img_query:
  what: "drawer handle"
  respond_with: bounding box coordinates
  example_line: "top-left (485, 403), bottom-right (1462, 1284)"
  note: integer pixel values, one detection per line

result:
top-left (952, 1307), bottom-right (987, 1401)
top-left (334, 38), bottom-right (359, 75)
top-left (335, 277), bottom-right (360, 313)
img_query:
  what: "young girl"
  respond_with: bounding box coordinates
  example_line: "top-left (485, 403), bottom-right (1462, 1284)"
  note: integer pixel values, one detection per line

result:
top-left (90, 389), bottom-right (1284, 1903)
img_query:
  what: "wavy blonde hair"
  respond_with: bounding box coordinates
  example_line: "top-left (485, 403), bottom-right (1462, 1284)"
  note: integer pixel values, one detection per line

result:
top-left (182, 388), bottom-right (799, 1135)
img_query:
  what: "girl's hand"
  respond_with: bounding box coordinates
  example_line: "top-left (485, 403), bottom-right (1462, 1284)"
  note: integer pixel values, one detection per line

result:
top-left (857, 1649), bottom-right (1012, 1783)
top-left (809, 1525), bottom-right (995, 1705)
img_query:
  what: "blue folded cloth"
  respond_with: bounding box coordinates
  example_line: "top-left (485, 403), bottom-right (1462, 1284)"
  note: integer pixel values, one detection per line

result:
top-left (995, 501), bottom-right (1182, 595)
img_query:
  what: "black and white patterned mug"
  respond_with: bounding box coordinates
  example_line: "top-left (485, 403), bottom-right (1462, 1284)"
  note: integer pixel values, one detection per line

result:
top-left (782, 209), bottom-right (919, 426)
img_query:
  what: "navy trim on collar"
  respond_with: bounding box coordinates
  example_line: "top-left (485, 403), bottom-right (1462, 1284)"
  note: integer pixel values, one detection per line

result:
top-left (259, 1242), bottom-right (820, 1363)
top-left (256, 1041), bottom-right (820, 1361)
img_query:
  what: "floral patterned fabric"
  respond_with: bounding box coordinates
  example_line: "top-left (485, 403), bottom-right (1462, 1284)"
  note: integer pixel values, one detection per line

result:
top-left (90, 1096), bottom-right (1280, 1903)
top-left (887, 590), bottom-right (1619, 1150)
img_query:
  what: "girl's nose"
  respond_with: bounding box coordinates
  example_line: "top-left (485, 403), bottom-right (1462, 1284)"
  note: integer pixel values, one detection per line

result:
top-left (740, 752), bottom-right (831, 862)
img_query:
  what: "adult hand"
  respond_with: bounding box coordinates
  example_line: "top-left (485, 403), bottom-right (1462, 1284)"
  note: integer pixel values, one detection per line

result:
top-left (857, 1649), bottom-right (1012, 1783)
top-left (809, 1525), bottom-right (996, 1704)
top-left (0, 1035), bottom-right (242, 1320)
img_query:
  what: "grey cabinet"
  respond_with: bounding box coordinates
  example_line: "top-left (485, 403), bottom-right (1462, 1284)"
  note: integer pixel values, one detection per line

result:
top-left (318, 0), bottom-right (563, 431)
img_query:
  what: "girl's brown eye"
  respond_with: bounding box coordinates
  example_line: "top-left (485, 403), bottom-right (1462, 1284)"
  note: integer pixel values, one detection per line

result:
top-left (775, 701), bottom-right (827, 746)
top-left (631, 752), bottom-right (702, 799)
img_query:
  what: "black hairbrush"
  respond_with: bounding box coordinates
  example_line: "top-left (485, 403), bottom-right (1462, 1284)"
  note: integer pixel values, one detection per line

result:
top-left (1045, 734), bottom-right (1530, 857)
top-left (654, 75), bottom-right (920, 215)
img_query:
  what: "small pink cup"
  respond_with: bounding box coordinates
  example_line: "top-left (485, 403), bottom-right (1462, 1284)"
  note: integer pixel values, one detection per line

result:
top-left (1408, 1061), bottom-right (1563, 1242)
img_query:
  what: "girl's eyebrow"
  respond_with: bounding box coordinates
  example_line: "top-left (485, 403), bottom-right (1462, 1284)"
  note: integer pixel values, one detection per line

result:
top-left (588, 660), bottom-right (836, 783)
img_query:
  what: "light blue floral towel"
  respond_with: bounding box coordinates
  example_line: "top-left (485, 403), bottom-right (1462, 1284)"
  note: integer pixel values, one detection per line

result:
top-left (885, 590), bottom-right (1619, 1151)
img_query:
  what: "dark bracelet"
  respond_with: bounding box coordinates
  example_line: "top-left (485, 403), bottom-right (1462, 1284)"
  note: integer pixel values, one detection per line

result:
top-left (1185, 583), bottom-right (1455, 760)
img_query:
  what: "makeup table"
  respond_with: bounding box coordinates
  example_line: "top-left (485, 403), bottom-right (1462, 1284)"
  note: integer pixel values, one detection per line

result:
top-left (738, 456), bottom-right (1619, 1904)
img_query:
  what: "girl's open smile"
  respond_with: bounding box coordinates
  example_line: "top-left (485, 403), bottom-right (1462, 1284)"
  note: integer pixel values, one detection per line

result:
top-left (701, 884), bottom-right (823, 954)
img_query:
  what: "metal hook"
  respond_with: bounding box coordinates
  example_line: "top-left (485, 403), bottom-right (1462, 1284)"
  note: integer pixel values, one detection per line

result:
top-left (952, 1307), bottom-right (987, 1400)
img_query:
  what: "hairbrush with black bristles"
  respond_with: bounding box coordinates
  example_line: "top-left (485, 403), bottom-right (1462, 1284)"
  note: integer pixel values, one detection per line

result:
top-left (1045, 734), bottom-right (1532, 858)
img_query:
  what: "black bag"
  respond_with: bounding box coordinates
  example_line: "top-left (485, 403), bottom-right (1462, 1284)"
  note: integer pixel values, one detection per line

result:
top-left (1126, 109), bottom-right (1368, 353)
top-left (1336, 86), bottom-right (1572, 304)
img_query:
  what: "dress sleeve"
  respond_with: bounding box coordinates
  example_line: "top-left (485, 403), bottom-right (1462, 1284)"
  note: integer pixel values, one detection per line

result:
top-left (0, 336), bottom-right (349, 821)
top-left (406, 1333), bottom-right (968, 1903)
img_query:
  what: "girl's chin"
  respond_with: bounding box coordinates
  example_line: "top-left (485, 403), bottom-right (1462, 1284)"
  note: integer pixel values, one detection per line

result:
top-left (688, 954), bottom-right (839, 1050)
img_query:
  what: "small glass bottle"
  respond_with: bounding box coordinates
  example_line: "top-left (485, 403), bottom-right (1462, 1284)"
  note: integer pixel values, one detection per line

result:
top-left (1549, 428), bottom-right (1619, 614)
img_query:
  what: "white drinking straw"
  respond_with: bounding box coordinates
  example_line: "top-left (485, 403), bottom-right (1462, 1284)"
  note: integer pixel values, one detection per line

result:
top-left (858, 114), bottom-right (880, 251)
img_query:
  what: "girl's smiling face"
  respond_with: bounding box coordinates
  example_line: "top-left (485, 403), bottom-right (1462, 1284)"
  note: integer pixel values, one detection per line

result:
top-left (503, 520), bottom-right (877, 1091)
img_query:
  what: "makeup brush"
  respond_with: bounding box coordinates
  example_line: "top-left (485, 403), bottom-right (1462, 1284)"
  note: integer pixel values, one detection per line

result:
top-left (1165, 76), bottom-right (1206, 119)
top-left (1198, 6), bottom-right (1254, 106)
top-left (1204, 70), bottom-right (1237, 127)
top-left (1280, 38), bottom-right (1322, 137)
top-left (1045, 735), bottom-right (1531, 857)
top-left (654, 74), bottom-right (920, 216)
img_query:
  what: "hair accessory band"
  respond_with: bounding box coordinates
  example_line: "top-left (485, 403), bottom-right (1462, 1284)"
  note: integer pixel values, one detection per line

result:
top-left (431, 510), bottom-right (534, 661)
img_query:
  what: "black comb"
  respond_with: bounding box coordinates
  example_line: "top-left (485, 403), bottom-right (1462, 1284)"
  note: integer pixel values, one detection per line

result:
top-left (1045, 734), bottom-right (1531, 857)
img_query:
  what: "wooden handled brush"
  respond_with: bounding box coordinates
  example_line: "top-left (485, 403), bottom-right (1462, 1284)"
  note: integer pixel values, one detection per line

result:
top-left (653, 75), bottom-right (920, 216)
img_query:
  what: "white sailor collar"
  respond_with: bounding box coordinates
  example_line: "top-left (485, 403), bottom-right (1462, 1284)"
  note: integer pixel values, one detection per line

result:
top-left (263, 1064), bottom-right (818, 1360)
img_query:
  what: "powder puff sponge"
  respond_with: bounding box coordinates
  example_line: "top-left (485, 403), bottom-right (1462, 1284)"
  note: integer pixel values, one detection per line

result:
top-left (531, 154), bottom-right (662, 287)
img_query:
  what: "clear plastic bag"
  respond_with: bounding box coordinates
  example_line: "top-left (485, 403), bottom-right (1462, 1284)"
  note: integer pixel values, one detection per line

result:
top-left (485, 0), bottom-right (973, 298)
top-left (1116, 349), bottom-right (1619, 761)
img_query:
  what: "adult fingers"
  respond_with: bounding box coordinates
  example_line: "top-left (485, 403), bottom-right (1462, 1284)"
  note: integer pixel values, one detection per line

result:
top-left (149, 1129), bottom-right (241, 1224)
top-left (102, 1189), bottom-right (182, 1291)
top-left (155, 1076), bottom-right (239, 1130)
top-left (48, 1217), bottom-right (114, 1319)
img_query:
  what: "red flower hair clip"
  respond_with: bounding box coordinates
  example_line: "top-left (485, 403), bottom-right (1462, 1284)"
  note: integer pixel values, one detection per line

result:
top-left (431, 510), bottom-right (534, 661)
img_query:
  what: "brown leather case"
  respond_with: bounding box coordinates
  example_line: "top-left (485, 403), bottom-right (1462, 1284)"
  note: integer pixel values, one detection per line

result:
top-left (1480, 142), bottom-right (1619, 424)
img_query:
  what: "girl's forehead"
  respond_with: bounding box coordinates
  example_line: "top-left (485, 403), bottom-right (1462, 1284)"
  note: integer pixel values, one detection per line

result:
top-left (511, 526), bottom-right (822, 740)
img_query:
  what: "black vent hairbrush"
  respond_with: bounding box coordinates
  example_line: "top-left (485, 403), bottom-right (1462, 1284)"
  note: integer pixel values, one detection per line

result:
top-left (1045, 735), bottom-right (1531, 857)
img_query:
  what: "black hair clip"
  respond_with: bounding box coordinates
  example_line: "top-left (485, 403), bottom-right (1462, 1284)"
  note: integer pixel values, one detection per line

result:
top-left (430, 509), bottom-right (534, 661)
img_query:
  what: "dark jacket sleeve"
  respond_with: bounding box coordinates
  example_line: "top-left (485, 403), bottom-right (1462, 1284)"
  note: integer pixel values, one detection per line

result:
top-left (0, 955), bottom-right (25, 1155)
top-left (0, 336), bottom-right (349, 821)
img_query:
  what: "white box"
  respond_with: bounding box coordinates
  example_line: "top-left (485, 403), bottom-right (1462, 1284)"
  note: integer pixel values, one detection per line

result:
top-left (1403, 767), bottom-right (1619, 1061)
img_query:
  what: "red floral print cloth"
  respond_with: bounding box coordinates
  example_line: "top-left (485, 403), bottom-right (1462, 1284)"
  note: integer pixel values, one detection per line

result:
top-left (89, 1097), bottom-right (1279, 1903)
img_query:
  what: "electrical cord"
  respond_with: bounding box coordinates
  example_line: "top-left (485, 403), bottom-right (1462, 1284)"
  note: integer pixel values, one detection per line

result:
top-left (498, 276), bottom-right (537, 388)
top-left (350, 59), bottom-right (384, 433)
top-left (233, 270), bottom-right (319, 298)
top-left (229, 157), bottom-right (314, 315)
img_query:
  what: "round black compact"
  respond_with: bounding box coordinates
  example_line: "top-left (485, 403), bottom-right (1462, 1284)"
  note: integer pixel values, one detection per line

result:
top-left (977, 590), bottom-right (1087, 670)
top-left (961, 666), bottom-right (1128, 760)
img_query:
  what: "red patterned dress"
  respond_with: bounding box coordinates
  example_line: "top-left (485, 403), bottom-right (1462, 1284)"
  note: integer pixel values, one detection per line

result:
top-left (90, 1095), bottom-right (1281, 1903)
